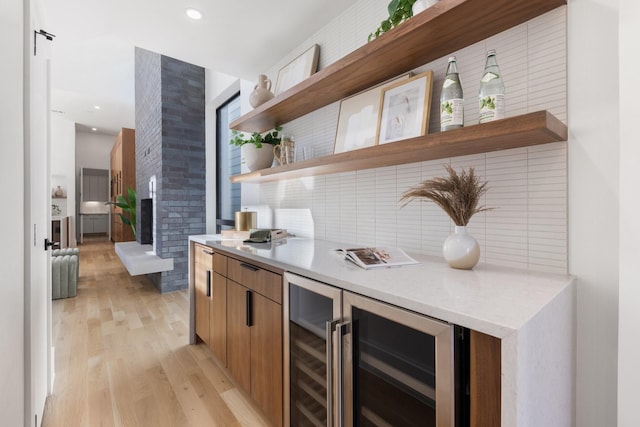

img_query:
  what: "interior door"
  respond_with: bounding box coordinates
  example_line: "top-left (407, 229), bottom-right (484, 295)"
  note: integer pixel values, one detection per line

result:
top-left (26, 17), bottom-right (53, 426)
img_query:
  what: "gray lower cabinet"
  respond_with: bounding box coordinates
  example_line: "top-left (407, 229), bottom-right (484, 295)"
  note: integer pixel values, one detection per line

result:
top-left (83, 214), bottom-right (108, 234)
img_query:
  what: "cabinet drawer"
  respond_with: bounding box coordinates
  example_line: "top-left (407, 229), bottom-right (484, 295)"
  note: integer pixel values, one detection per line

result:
top-left (194, 243), bottom-right (214, 267)
top-left (228, 258), bottom-right (282, 304)
top-left (213, 253), bottom-right (227, 276)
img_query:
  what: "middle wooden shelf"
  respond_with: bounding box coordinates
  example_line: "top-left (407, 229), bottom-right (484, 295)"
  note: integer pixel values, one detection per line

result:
top-left (230, 110), bottom-right (567, 184)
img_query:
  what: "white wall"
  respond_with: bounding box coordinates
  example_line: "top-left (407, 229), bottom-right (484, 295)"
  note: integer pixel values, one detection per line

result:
top-left (51, 116), bottom-right (77, 246)
top-left (568, 0), bottom-right (620, 426)
top-left (0, 0), bottom-right (25, 425)
top-left (75, 130), bottom-right (113, 172)
top-left (617, 0), bottom-right (639, 424)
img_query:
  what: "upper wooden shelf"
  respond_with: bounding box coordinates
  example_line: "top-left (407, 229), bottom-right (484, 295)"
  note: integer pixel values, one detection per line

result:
top-left (230, 0), bottom-right (567, 133)
top-left (230, 111), bottom-right (567, 183)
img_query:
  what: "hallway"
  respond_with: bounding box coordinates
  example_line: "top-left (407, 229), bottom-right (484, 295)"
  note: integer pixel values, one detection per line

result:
top-left (43, 237), bottom-right (271, 426)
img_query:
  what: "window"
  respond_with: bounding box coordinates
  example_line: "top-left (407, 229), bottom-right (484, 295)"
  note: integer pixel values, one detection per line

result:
top-left (216, 92), bottom-right (241, 232)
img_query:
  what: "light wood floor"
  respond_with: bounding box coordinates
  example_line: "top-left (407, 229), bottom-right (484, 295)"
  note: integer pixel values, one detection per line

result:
top-left (43, 236), bottom-right (272, 427)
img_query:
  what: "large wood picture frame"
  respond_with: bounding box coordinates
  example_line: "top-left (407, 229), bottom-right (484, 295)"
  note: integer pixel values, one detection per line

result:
top-left (376, 70), bottom-right (434, 145)
top-left (274, 45), bottom-right (320, 96)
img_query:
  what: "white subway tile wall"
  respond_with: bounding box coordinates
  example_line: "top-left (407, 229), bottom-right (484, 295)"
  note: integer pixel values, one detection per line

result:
top-left (252, 4), bottom-right (567, 274)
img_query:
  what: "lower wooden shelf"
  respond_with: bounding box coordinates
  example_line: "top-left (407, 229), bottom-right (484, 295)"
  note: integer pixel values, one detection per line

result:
top-left (230, 110), bottom-right (567, 184)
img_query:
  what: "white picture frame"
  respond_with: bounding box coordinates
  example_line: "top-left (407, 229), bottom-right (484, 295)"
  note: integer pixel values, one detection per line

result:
top-left (333, 74), bottom-right (412, 154)
top-left (274, 44), bottom-right (320, 96)
top-left (376, 70), bottom-right (434, 144)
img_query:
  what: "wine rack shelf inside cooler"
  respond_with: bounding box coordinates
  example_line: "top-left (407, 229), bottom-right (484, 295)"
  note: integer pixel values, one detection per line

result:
top-left (291, 322), bottom-right (328, 427)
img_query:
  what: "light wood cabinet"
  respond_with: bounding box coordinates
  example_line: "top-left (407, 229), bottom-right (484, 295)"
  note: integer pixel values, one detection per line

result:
top-left (191, 246), bottom-right (284, 426)
top-left (227, 274), bottom-right (283, 427)
top-left (194, 244), bottom-right (212, 345)
top-left (210, 253), bottom-right (228, 365)
top-left (110, 128), bottom-right (135, 242)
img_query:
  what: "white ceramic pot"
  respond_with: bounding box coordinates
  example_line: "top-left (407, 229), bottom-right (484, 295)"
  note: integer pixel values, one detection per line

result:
top-left (241, 144), bottom-right (275, 172)
top-left (412, 0), bottom-right (440, 15)
top-left (443, 226), bottom-right (480, 269)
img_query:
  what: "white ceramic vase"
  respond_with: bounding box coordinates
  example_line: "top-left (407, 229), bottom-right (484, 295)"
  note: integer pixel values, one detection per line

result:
top-left (241, 144), bottom-right (275, 172)
top-left (412, 0), bottom-right (440, 15)
top-left (443, 226), bottom-right (480, 269)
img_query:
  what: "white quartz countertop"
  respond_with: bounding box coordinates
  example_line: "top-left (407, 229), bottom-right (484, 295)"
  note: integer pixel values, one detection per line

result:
top-left (190, 234), bottom-right (575, 339)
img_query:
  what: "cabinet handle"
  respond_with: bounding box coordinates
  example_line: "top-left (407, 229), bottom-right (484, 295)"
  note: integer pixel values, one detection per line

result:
top-left (326, 320), bottom-right (339, 427)
top-left (246, 290), bottom-right (253, 327)
top-left (206, 270), bottom-right (211, 297)
top-left (336, 321), bottom-right (351, 427)
top-left (240, 262), bottom-right (258, 272)
top-left (202, 249), bottom-right (214, 255)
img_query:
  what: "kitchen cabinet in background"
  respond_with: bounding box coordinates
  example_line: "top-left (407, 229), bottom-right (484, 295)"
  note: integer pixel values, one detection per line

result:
top-left (80, 168), bottom-right (109, 202)
top-left (110, 128), bottom-right (135, 242)
top-left (82, 214), bottom-right (108, 234)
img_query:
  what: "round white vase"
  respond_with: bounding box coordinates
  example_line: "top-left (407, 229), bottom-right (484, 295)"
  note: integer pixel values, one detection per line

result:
top-left (412, 0), bottom-right (440, 15)
top-left (241, 144), bottom-right (275, 172)
top-left (443, 226), bottom-right (480, 269)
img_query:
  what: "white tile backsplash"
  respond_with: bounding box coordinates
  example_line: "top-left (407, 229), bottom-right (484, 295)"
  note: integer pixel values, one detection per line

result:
top-left (248, 4), bottom-right (568, 274)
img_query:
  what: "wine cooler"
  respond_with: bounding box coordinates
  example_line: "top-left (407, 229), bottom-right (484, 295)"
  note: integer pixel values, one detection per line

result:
top-left (284, 273), bottom-right (469, 427)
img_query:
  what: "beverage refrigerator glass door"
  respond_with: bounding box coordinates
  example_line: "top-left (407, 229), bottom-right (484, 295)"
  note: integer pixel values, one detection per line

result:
top-left (284, 274), bottom-right (342, 427)
top-left (285, 273), bottom-right (469, 427)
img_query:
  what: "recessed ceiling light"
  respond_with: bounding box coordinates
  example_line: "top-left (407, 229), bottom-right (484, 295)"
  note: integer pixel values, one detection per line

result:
top-left (94, 105), bottom-right (101, 110)
top-left (185, 8), bottom-right (203, 20)
top-left (91, 128), bottom-right (97, 131)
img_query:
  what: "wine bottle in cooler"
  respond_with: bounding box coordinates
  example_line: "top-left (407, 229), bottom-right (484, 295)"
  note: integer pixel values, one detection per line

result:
top-left (478, 49), bottom-right (505, 123)
top-left (440, 56), bottom-right (464, 131)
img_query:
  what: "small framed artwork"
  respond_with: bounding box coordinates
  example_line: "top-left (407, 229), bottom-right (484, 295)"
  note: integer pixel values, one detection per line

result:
top-left (274, 44), bottom-right (320, 96)
top-left (333, 74), bottom-right (412, 154)
top-left (376, 70), bottom-right (434, 145)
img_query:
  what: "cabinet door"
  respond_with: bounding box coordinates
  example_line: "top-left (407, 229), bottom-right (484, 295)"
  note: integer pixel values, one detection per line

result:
top-left (209, 272), bottom-right (227, 365)
top-left (227, 280), bottom-right (251, 392)
top-left (251, 292), bottom-right (283, 427)
top-left (93, 215), bottom-right (107, 233)
top-left (97, 175), bottom-right (108, 201)
top-left (194, 260), bottom-right (211, 345)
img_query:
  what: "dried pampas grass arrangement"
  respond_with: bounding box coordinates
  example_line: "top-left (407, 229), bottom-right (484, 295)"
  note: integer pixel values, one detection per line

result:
top-left (400, 165), bottom-right (491, 226)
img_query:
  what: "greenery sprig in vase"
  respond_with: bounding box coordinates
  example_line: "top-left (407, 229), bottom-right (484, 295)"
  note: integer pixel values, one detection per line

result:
top-left (369, 0), bottom-right (417, 42)
top-left (399, 165), bottom-right (490, 226)
top-left (400, 165), bottom-right (491, 269)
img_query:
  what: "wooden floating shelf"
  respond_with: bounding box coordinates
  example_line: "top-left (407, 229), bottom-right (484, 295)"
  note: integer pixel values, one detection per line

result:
top-left (230, 111), bottom-right (567, 184)
top-left (230, 0), bottom-right (567, 133)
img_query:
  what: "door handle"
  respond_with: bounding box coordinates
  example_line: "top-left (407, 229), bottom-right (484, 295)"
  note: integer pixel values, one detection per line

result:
top-left (336, 321), bottom-right (351, 427)
top-left (44, 238), bottom-right (58, 251)
top-left (326, 320), bottom-right (339, 427)
top-left (202, 249), bottom-right (214, 255)
top-left (206, 270), bottom-right (211, 297)
top-left (246, 290), bottom-right (253, 327)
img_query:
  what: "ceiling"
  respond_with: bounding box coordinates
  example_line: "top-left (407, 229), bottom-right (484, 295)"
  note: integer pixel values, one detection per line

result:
top-left (39, 0), bottom-right (356, 136)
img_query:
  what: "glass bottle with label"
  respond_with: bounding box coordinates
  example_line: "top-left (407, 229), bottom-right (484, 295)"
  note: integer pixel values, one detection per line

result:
top-left (440, 56), bottom-right (464, 131)
top-left (478, 49), bottom-right (505, 124)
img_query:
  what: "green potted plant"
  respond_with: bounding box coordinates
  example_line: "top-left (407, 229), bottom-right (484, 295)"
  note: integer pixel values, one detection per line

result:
top-left (369, 0), bottom-right (417, 42)
top-left (105, 187), bottom-right (136, 238)
top-left (230, 126), bottom-right (282, 172)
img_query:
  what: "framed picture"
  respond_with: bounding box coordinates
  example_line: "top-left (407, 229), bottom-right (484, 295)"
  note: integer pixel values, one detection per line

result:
top-left (274, 44), bottom-right (320, 96)
top-left (376, 70), bottom-right (434, 145)
top-left (333, 74), bottom-right (411, 154)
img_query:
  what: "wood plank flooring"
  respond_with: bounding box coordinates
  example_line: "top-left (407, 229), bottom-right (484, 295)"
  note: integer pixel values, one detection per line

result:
top-left (43, 237), bottom-right (272, 427)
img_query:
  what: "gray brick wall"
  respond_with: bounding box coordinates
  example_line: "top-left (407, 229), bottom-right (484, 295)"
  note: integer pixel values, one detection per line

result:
top-left (135, 48), bottom-right (206, 293)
